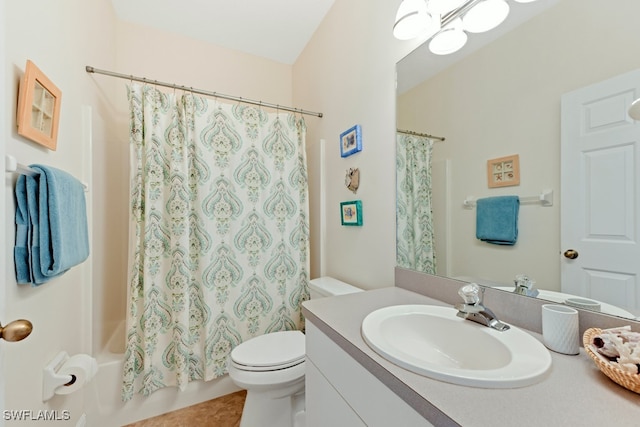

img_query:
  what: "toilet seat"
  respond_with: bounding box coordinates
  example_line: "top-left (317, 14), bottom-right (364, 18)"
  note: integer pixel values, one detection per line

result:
top-left (230, 330), bottom-right (305, 372)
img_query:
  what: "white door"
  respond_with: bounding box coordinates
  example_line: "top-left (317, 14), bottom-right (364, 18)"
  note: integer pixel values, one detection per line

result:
top-left (561, 69), bottom-right (640, 312)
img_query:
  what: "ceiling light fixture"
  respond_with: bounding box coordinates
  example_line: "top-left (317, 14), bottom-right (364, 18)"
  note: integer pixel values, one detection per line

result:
top-left (462, 0), bottom-right (510, 34)
top-left (393, 0), bottom-right (438, 40)
top-left (393, 0), bottom-right (540, 55)
top-left (429, 18), bottom-right (468, 55)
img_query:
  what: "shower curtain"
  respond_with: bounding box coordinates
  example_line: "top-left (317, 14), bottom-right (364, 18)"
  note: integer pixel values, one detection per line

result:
top-left (122, 84), bottom-right (310, 400)
top-left (396, 133), bottom-right (436, 274)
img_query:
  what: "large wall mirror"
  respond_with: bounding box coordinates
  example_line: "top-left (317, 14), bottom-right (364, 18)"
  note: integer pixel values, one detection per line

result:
top-left (396, 0), bottom-right (640, 319)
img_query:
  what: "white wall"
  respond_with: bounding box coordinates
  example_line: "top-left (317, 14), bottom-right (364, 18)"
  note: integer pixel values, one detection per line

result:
top-left (294, 0), bottom-right (421, 289)
top-left (0, 1), bottom-right (6, 423)
top-left (397, 0), bottom-right (640, 290)
top-left (3, 0), bottom-right (117, 423)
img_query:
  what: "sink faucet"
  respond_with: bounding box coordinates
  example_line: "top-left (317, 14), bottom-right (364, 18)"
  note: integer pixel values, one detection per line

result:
top-left (513, 274), bottom-right (539, 297)
top-left (455, 283), bottom-right (510, 332)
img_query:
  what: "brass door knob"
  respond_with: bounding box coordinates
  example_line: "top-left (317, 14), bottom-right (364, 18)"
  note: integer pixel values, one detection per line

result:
top-left (0, 319), bottom-right (33, 342)
top-left (563, 249), bottom-right (579, 259)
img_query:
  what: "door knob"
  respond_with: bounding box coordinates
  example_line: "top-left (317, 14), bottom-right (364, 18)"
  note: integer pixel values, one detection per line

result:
top-left (563, 249), bottom-right (579, 259)
top-left (0, 319), bottom-right (33, 342)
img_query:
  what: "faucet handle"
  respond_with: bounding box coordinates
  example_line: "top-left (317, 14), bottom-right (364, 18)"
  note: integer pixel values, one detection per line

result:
top-left (458, 283), bottom-right (482, 305)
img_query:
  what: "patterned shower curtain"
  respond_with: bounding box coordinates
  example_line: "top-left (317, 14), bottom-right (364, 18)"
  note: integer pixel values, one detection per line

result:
top-left (396, 133), bottom-right (437, 274)
top-left (122, 84), bottom-right (310, 400)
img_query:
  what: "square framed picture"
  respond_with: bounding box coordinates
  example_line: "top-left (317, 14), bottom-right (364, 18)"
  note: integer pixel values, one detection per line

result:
top-left (340, 200), bottom-right (363, 226)
top-left (16, 60), bottom-right (62, 150)
top-left (340, 124), bottom-right (362, 157)
top-left (487, 154), bottom-right (520, 188)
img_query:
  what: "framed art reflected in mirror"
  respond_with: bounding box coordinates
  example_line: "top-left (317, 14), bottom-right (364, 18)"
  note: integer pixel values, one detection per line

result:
top-left (487, 154), bottom-right (520, 188)
top-left (17, 60), bottom-right (62, 150)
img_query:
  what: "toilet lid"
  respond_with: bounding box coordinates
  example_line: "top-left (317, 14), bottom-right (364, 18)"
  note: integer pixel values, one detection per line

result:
top-left (230, 330), bottom-right (305, 370)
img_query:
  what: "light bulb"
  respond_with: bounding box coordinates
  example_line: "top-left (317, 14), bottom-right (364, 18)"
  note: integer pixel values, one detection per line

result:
top-left (462, 0), bottom-right (510, 34)
top-left (429, 18), bottom-right (467, 55)
top-left (393, 0), bottom-right (434, 40)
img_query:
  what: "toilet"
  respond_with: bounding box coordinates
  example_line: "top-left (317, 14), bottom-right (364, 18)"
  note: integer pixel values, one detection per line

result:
top-left (227, 276), bottom-right (362, 427)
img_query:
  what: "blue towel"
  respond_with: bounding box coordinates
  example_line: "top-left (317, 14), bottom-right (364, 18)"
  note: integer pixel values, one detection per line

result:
top-left (475, 196), bottom-right (519, 245)
top-left (14, 175), bottom-right (32, 283)
top-left (13, 165), bottom-right (89, 285)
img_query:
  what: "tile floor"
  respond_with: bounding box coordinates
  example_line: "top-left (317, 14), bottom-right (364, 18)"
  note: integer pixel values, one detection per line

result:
top-left (124, 390), bottom-right (246, 427)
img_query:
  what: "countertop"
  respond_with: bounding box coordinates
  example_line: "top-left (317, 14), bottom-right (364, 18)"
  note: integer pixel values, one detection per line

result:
top-left (302, 287), bottom-right (640, 427)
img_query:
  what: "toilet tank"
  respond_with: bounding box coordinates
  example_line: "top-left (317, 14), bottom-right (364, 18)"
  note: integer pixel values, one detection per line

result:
top-left (309, 276), bottom-right (362, 299)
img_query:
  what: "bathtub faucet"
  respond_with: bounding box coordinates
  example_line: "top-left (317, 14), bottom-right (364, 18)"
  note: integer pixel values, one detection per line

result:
top-left (455, 283), bottom-right (510, 332)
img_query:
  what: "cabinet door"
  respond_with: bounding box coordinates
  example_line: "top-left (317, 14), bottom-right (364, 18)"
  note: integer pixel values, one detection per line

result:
top-left (306, 323), bottom-right (434, 427)
top-left (306, 359), bottom-right (366, 427)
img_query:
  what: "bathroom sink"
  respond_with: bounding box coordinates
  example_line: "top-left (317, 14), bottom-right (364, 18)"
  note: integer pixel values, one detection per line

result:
top-left (361, 305), bottom-right (551, 388)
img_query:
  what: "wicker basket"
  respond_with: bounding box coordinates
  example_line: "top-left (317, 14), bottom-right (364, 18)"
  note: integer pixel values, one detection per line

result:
top-left (583, 328), bottom-right (640, 394)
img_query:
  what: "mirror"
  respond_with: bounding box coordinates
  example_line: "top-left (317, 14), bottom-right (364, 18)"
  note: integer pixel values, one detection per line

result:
top-left (396, 0), bottom-right (640, 318)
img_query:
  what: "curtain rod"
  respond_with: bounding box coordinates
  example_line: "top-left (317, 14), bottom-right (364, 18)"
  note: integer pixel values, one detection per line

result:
top-left (85, 65), bottom-right (323, 118)
top-left (397, 128), bottom-right (445, 141)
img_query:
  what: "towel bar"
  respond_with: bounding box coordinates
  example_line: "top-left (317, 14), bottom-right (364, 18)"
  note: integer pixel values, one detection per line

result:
top-left (464, 189), bottom-right (553, 208)
top-left (5, 154), bottom-right (89, 191)
top-left (5, 154), bottom-right (37, 177)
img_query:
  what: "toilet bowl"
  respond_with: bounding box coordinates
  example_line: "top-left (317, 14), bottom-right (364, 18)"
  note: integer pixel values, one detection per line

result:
top-left (227, 277), bottom-right (362, 427)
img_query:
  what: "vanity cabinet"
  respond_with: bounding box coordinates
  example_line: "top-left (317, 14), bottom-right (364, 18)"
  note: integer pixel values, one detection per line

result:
top-left (305, 322), bottom-right (432, 427)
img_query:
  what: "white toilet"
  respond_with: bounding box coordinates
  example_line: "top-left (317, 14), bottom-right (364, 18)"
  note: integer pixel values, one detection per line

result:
top-left (227, 276), bottom-right (362, 427)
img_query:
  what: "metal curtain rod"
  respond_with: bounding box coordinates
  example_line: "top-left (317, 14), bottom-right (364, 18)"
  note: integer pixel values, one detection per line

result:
top-left (397, 128), bottom-right (445, 141)
top-left (85, 65), bottom-right (323, 118)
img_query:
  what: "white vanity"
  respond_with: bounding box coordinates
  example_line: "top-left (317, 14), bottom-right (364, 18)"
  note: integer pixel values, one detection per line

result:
top-left (302, 283), bottom-right (640, 427)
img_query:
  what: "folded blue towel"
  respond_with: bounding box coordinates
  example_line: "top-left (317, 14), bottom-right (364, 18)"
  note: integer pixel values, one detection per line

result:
top-left (13, 165), bottom-right (89, 285)
top-left (476, 196), bottom-right (519, 245)
top-left (14, 175), bottom-right (32, 283)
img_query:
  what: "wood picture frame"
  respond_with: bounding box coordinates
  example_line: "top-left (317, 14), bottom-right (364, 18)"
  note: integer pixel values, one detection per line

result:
top-left (340, 125), bottom-right (362, 157)
top-left (340, 200), bottom-right (363, 226)
top-left (17, 60), bottom-right (62, 150)
top-left (487, 154), bottom-right (520, 188)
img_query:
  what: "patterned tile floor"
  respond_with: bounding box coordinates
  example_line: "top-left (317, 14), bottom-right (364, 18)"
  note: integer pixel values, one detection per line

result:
top-left (124, 390), bottom-right (246, 427)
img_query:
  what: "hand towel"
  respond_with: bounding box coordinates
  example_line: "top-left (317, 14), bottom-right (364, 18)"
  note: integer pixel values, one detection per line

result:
top-left (475, 195), bottom-right (519, 245)
top-left (14, 175), bottom-right (33, 284)
top-left (33, 164), bottom-right (90, 283)
top-left (13, 165), bottom-right (89, 285)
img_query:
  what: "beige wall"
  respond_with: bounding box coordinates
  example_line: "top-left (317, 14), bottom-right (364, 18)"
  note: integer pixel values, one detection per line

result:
top-left (294, 0), bottom-right (420, 289)
top-left (397, 0), bottom-right (640, 290)
top-left (3, 0), bottom-right (118, 422)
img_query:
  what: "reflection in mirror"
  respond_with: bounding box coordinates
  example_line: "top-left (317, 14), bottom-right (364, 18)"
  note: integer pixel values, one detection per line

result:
top-left (396, 0), bottom-right (640, 319)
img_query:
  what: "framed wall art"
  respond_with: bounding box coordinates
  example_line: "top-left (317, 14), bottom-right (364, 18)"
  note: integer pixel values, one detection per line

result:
top-left (340, 124), bottom-right (362, 157)
top-left (340, 200), bottom-right (363, 226)
top-left (16, 60), bottom-right (62, 150)
top-left (487, 154), bottom-right (520, 188)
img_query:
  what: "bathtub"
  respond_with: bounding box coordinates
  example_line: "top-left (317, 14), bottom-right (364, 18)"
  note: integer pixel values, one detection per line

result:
top-left (86, 321), bottom-right (241, 426)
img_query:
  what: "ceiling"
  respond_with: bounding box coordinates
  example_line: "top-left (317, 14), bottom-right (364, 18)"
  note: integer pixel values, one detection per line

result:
top-left (110, 0), bottom-right (336, 65)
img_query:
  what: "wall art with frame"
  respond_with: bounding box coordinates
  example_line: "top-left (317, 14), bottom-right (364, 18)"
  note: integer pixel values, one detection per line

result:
top-left (487, 154), bottom-right (520, 188)
top-left (340, 200), bottom-right (363, 226)
top-left (340, 124), bottom-right (362, 157)
top-left (17, 60), bottom-right (62, 150)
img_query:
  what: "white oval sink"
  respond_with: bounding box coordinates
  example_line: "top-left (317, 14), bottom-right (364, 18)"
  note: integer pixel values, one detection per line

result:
top-left (361, 305), bottom-right (551, 388)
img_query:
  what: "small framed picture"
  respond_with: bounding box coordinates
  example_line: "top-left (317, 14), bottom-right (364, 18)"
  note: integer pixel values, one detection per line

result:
top-left (487, 154), bottom-right (520, 188)
top-left (340, 125), bottom-right (362, 157)
top-left (16, 60), bottom-right (62, 150)
top-left (340, 200), bottom-right (363, 226)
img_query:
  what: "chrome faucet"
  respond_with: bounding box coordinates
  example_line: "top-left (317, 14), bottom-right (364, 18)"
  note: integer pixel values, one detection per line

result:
top-left (513, 274), bottom-right (539, 297)
top-left (455, 283), bottom-right (510, 332)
